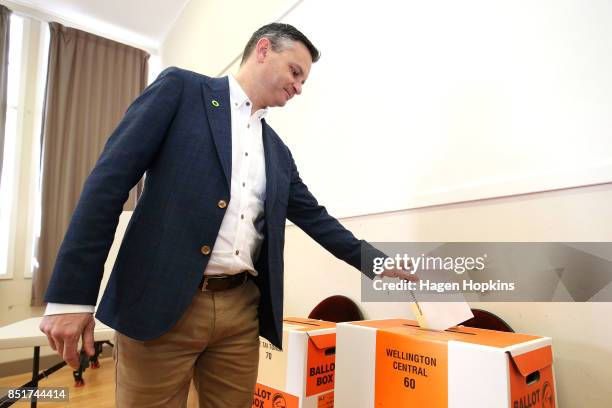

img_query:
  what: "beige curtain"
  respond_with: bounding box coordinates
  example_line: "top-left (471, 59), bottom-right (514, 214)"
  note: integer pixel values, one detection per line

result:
top-left (31, 23), bottom-right (149, 306)
top-left (0, 6), bottom-right (10, 181)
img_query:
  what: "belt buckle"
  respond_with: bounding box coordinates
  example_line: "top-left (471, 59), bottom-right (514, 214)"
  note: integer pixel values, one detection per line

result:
top-left (200, 273), bottom-right (247, 292)
top-left (201, 275), bottom-right (224, 292)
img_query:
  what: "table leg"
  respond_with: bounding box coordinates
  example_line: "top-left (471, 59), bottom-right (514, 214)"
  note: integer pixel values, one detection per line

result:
top-left (31, 346), bottom-right (39, 408)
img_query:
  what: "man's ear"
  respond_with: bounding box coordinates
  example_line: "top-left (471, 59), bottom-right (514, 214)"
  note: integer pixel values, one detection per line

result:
top-left (255, 37), bottom-right (271, 62)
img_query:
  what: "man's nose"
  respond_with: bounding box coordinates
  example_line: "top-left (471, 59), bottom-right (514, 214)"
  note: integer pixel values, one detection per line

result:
top-left (293, 82), bottom-right (302, 95)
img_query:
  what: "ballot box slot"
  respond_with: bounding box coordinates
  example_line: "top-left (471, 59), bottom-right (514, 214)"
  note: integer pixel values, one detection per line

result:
top-left (304, 332), bottom-right (336, 353)
top-left (401, 323), bottom-right (477, 336)
top-left (526, 370), bottom-right (541, 385)
top-left (284, 319), bottom-right (322, 327)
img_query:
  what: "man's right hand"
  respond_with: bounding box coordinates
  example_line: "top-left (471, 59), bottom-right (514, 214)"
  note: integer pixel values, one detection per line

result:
top-left (39, 313), bottom-right (95, 370)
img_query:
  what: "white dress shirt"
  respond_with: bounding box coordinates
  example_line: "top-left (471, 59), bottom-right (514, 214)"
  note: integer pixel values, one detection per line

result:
top-left (205, 74), bottom-right (267, 276)
top-left (45, 74), bottom-right (268, 315)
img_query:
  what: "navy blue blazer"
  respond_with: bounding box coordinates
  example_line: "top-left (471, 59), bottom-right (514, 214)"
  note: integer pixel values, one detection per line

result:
top-left (44, 67), bottom-right (379, 348)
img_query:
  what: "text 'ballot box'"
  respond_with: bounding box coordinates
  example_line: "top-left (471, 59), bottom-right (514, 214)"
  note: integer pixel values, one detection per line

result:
top-left (253, 317), bottom-right (336, 408)
top-left (335, 319), bottom-right (556, 408)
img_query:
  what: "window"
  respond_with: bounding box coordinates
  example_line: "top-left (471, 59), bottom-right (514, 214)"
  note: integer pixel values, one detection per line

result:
top-left (0, 14), bottom-right (24, 278)
top-left (0, 15), bottom-right (49, 279)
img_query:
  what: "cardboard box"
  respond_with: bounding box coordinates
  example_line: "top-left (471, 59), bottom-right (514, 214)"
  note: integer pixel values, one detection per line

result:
top-left (253, 317), bottom-right (336, 408)
top-left (335, 319), bottom-right (556, 408)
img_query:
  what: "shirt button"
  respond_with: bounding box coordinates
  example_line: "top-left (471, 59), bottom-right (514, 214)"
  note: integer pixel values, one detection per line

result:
top-left (246, 101), bottom-right (250, 106)
top-left (217, 200), bottom-right (227, 209)
top-left (241, 214), bottom-right (245, 219)
top-left (247, 124), bottom-right (250, 128)
top-left (235, 250), bottom-right (240, 255)
top-left (245, 152), bottom-right (248, 156)
top-left (242, 182), bottom-right (246, 187)
top-left (201, 245), bottom-right (211, 255)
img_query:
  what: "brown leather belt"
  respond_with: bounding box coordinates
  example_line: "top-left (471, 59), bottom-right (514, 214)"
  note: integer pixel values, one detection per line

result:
top-left (199, 271), bottom-right (248, 292)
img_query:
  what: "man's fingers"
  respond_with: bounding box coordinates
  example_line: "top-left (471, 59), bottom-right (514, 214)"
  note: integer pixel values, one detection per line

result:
top-left (42, 329), bottom-right (58, 352)
top-left (39, 314), bottom-right (94, 368)
top-left (45, 335), bottom-right (57, 351)
top-left (382, 268), bottom-right (419, 282)
top-left (82, 318), bottom-right (96, 357)
top-left (54, 338), bottom-right (65, 360)
top-left (39, 320), bottom-right (57, 351)
top-left (395, 269), bottom-right (419, 282)
top-left (62, 337), bottom-right (80, 370)
top-left (400, 272), bottom-right (420, 282)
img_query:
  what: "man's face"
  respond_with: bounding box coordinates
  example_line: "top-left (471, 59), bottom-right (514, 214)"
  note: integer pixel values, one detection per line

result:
top-left (256, 39), bottom-right (312, 108)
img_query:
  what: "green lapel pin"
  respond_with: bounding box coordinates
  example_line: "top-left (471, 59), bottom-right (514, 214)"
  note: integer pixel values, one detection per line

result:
top-left (211, 100), bottom-right (220, 107)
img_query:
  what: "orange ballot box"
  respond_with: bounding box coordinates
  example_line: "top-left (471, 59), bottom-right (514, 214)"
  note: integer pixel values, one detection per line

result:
top-left (253, 317), bottom-right (336, 408)
top-left (335, 319), bottom-right (557, 408)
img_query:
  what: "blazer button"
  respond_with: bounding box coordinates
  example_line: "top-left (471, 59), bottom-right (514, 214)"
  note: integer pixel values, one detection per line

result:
top-left (201, 245), bottom-right (211, 255)
top-left (217, 200), bottom-right (227, 209)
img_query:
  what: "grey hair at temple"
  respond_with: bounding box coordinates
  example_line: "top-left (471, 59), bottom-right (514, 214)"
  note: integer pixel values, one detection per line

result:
top-left (240, 22), bottom-right (320, 65)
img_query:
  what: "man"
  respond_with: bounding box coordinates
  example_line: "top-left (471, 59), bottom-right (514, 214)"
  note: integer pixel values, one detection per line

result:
top-left (40, 23), bottom-right (410, 407)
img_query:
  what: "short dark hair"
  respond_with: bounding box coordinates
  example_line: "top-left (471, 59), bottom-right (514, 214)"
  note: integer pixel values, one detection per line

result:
top-left (241, 23), bottom-right (320, 65)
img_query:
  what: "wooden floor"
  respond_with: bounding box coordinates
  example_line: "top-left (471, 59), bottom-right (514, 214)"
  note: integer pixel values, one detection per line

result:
top-left (0, 356), bottom-right (199, 407)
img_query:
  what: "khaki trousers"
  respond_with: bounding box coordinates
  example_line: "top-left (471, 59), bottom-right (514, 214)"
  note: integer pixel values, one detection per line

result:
top-left (113, 278), bottom-right (260, 408)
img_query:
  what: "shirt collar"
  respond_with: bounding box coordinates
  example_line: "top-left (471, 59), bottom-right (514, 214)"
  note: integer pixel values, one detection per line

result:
top-left (228, 74), bottom-right (268, 120)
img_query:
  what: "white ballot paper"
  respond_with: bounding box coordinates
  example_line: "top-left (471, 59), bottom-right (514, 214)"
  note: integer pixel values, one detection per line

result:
top-left (403, 245), bottom-right (475, 330)
top-left (410, 297), bottom-right (473, 331)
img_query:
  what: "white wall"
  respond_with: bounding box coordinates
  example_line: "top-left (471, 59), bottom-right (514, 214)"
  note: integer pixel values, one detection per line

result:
top-left (168, 0), bottom-right (612, 219)
top-left (169, 1), bottom-right (611, 406)
top-left (161, 0), bottom-right (297, 75)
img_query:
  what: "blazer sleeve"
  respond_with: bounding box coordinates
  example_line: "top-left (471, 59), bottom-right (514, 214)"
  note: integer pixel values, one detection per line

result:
top-left (285, 150), bottom-right (383, 280)
top-left (44, 67), bottom-right (184, 305)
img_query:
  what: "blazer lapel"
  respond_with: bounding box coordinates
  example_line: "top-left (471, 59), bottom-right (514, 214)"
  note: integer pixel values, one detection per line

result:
top-left (262, 120), bottom-right (278, 215)
top-left (202, 76), bottom-right (232, 190)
